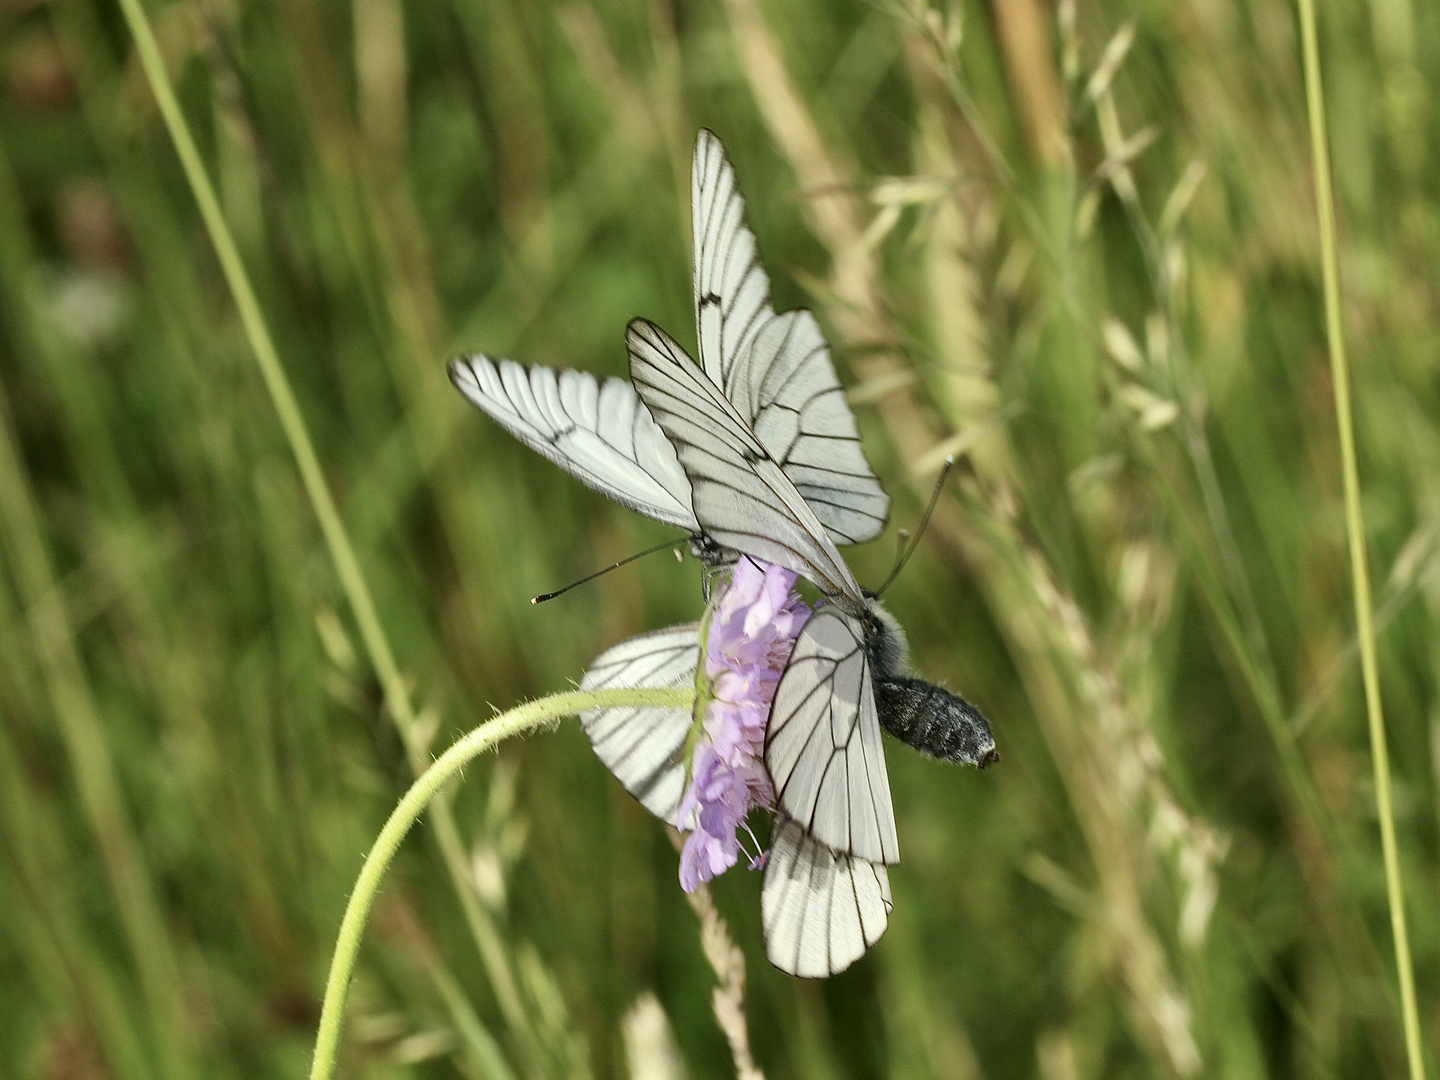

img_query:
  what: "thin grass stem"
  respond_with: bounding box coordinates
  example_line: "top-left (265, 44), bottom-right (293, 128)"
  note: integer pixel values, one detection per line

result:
top-left (0, 372), bottom-right (194, 1080)
top-left (1294, 2), bottom-right (1425, 1076)
top-left (112, 1), bottom-right (552, 1073)
top-left (307, 687), bottom-right (693, 1080)
top-left (112, 0), bottom-right (413, 771)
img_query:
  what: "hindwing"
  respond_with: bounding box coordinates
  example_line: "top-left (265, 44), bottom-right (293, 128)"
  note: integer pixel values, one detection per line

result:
top-left (578, 623), bottom-right (700, 824)
top-left (762, 817), bottom-right (892, 978)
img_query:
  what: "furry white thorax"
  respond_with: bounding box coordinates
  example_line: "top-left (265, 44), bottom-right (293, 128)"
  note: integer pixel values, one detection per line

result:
top-left (864, 599), bottom-right (910, 679)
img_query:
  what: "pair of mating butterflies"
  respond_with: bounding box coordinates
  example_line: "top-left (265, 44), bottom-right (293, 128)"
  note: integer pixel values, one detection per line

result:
top-left (451, 131), bottom-right (996, 977)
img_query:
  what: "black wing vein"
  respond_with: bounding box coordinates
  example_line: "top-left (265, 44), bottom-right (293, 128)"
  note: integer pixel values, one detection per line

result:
top-left (762, 818), bottom-right (892, 977)
top-left (450, 356), bottom-right (698, 532)
top-left (765, 607), bottom-right (898, 864)
top-left (627, 318), bottom-right (866, 605)
top-left (579, 623), bottom-right (700, 825)
top-left (690, 131), bottom-right (889, 546)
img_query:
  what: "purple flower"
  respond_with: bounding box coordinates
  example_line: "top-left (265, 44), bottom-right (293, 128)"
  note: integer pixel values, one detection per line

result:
top-left (678, 557), bottom-right (811, 891)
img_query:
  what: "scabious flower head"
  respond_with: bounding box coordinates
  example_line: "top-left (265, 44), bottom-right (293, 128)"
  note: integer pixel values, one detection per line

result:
top-left (678, 557), bottom-right (811, 891)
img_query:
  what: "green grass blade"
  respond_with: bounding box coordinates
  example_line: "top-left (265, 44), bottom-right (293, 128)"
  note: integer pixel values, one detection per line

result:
top-left (1294, 0), bottom-right (1426, 1076)
top-left (110, 0), bottom-right (546, 1073)
top-left (0, 359), bottom-right (195, 1080)
top-left (111, 0), bottom-right (413, 770)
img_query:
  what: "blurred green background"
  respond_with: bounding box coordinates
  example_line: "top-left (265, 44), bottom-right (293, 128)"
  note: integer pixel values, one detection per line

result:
top-left (0, 0), bottom-right (1436, 1077)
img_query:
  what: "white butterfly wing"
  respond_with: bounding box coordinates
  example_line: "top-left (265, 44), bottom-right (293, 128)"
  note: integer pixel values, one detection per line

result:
top-left (767, 606), bottom-right (899, 865)
top-left (693, 129), bottom-right (773, 389)
top-left (692, 131), bottom-right (889, 546)
top-left (762, 817), bottom-right (892, 978)
top-left (450, 356), bottom-right (699, 532)
top-left (730, 311), bottom-right (890, 545)
top-left (627, 319), bottom-right (865, 606)
top-left (578, 623), bottom-right (700, 825)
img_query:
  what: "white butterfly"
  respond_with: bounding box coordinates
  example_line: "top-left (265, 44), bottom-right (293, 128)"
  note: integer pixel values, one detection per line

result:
top-left (614, 138), bottom-right (997, 974)
top-left (452, 130), bottom-right (994, 977)
top-left (449, 130), bottom-right (889, 557)
top-left (577, 614), bottom-right (894, 979)
top-left (624, 317), bottom-right (996, 975)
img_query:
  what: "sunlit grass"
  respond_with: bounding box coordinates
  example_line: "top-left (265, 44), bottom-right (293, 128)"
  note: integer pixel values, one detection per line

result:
top-left (1295, 0), bottom-right (1424, 1072)
top-left (0, 0), bottom-right (1435, 1078)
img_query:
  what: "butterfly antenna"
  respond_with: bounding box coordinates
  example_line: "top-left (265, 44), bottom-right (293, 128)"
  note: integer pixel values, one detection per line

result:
top-left (885, 529), bottom-right (910, 585)
top-left (876, 454), bottom-right (955, 597)
top-left (532, 537), bottom-right (683, 604)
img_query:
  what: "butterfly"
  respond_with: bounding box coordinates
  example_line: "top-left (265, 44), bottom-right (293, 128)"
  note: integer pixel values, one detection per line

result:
top-left (448, 131), bottom-right (888, 561)
top-left (451, 130), bottom-right (996, 977)
top-left (618, 319), bottom-right (997, 977)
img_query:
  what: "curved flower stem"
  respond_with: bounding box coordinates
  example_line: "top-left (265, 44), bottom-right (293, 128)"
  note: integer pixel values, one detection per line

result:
top-left (1294, 2), bottom-right (1425, 1078)
top-left (309, 687), bottom-right (693, 1080)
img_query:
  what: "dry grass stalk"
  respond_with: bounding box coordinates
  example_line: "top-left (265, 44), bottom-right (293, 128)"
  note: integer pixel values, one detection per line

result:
top-left (621, 993), bottom-right (691, 1080)
top-left (721, 0), bottom-right (886, 351)
top-left (990, 0), bottom-right (1068, 166)
top-left (668, 830), bottom-right (764, 1080)
top-left (1019, 536), bottom-right (1205, 1076)
top-left (352, 0), bottom-right (408, 176)
top-left (683, 882), bottom-right (765, 1080)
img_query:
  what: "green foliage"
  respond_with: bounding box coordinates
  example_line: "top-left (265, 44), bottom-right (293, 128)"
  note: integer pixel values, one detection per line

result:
top-left (0, 0), bottom-right (1436, 1078)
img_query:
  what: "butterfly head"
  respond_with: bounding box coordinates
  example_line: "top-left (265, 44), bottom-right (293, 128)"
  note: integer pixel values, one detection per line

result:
top-left (689, 533), bottom-right (726, 567)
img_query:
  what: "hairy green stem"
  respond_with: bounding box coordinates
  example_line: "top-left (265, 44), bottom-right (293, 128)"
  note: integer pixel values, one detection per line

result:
top-left (308, 687), bottom-right (693, 1080)
top-left (1294, 2), bottom-right (1425, 1077)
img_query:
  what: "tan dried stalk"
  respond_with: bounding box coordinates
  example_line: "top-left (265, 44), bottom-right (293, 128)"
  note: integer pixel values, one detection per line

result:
top-left (621, 992), bottom-right (691, 1080)
top-left (720, 0), bottom-right (887, 350)
top-left (683, 883), bottom-right (766, 1080)
top-left (667, 831), bottom-right (765, 1080)
top-left (989, 0), bottom-right (1069, 166)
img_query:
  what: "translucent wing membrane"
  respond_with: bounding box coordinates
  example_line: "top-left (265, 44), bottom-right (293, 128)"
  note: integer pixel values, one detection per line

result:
top-left (730, 312), bottom-right (889, 544)
top-left (578, 623), bottom-right (700, 825)
top-left (627, 319), bottom-right (866, 606)
top-left (762, 818), bottom-right (892, 978)
top-left (451, 133), bottom-right (885, 552)
top-left (693, 129), bottom-right (773, 389)
top-left (450, 356), bottom-right (698, 532)
top-left (766, 607), bottom-right (899, 865)
top-left (692, 132), bottom-right (889, 545)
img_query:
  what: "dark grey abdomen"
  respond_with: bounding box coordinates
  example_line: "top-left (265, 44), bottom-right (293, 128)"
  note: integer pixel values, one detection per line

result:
top-left (874, 678), bottom-right (998, 767)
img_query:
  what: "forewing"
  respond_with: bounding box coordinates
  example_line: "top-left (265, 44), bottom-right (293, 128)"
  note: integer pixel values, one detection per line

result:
top-left (692, 129), bottom-right (773, 388)
top-left (450, 356), bottom-right (698, 531)
top-left (762, 818), bottom-right (892, 978)
top-left (578, 623), bottom-right (700, 825)
top-left (627, 319), bottom-right (865, 606)
top-left (731, 311), bottom-right (889, 545)
top-left (766, 606), bottom-right (899, 864)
